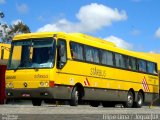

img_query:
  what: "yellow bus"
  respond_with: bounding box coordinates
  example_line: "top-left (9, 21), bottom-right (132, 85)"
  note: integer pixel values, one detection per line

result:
top-left (5, 32), bottom-right (159, 108)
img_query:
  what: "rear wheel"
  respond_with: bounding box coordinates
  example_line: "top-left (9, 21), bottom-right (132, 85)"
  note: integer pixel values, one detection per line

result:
top-left (70, 87), bottom-right (79, 106)
top-left (133, 92), bottom-right (143, 108)
top-left (124, 91), bottom-right (134, 108)
top-left (90, 101), bottom-right (100, 107)
top-left (32, 99), bottom-right (42, 106)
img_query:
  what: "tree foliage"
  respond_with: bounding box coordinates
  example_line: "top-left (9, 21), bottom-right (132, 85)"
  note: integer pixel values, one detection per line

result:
top-left (0, 12), bottom-right (30, 43)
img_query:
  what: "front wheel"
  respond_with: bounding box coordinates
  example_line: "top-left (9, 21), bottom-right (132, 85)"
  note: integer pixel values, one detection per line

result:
top-left (32, 99), bottom-right (42, 106)
top-left (133, 92), bottom-right (143, 108)
top-left (70, 87), bottom-right (79, 106)
top-left (123, 91), bottom-right (134, 108)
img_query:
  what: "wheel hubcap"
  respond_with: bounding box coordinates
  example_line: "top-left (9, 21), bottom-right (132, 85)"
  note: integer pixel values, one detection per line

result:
top-left (138, 94), bottom-right (143, 105)
top-left (128, 94), bottom-right (133, 105)
top-left (75, 91), bottom-right (79, 102)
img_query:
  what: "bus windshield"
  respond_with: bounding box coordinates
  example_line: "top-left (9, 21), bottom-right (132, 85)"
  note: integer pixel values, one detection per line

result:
top-left (8, 38), bottom-right (55, 70)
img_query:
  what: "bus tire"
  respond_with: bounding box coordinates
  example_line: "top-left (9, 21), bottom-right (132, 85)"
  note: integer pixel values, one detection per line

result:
top-left (90, 101), bottom-right (100, 107)
top-left (124, 91), bottom-right (134, 108)
top-left (70, 87), bottom-right (79, 106)
top-left (32, 99), bottom-right (42, 106)
top-left (133, 92), bottom-right (143, 108)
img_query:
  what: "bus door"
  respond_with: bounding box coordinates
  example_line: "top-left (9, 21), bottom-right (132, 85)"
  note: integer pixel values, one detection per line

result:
top-left (57, 39), bottom-right (67, 69)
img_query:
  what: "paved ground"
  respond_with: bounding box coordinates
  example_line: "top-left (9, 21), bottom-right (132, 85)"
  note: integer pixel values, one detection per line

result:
top-left (0, 101), bottom-right (160, 120)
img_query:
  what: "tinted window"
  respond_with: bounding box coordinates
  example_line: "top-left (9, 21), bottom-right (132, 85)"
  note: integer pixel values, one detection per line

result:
top-left (70, 42), bottom-right (84, 60)
top-left (101, 51), bottom-right (107, 65)
top-left (85, 46), bottom-right (93, 62)
top-left (126, 57), bottom-right (137, 70)
top-left (147, 62), bottom-right (157, 74)
top-left (101, 50), bottom-right (113, 66)
top-left (121, 55), bottom-right (126, 68)
top-left (115, 53), bottom-right (126, 68)
top-left (130, 57), bottom-right (137, 70)
top-left (106, 51), bottom-right (114, 66)
top-left (59, 40), bottom-right (67, 63)
top-left (85, 46), bottom-right (100, 63)
top-left (138, 60), bottom-right (147, 72)
top-left (92, 48), bottom-right (100, 63)
top-left (57, 39), bottom-right (67, 69)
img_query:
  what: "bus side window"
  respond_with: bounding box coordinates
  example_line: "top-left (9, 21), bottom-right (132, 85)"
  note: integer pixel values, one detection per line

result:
top-left (85, 46), bottom-right (93, 62)
top-left (115, 53), bottom-right (120, 67)
top-left (57, 39), bottom-right (67, 69)
top-left (101, 50), bottom-right (107, 65)
top-left (70, 42), bottom-right (84, 60)
top-left (126, 57), bottom-right (131, 69)
top-left (147, 62), bottom-right (158, 74)
top-left (138, 60), bottom-right (147, 72)
top-left (92, 48), bottom-right (100, 63)
top-left (153, 63), bottom-right (158, 74)
top-left (131, 57), bottom-right (137, 71)
top-left (107, 51), bottom-right (114, 66)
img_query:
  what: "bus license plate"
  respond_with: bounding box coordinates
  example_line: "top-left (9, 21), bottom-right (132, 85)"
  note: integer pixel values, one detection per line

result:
top-left (22, 94), bottom-right (30, 97)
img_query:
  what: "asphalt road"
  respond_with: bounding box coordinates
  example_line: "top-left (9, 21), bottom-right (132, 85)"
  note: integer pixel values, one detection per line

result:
top-left (0, 101), bottom-right (160, 120)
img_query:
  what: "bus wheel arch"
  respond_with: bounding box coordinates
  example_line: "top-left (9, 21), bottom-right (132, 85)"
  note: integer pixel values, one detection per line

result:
top-left (70, 83), bottom-right (84, 106)
top-left (74, 83), bottom-right (85, 99)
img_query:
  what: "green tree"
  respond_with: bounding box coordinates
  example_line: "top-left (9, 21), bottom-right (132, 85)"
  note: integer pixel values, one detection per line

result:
top-left (0, 12), bottom-right (30, 43)
top-left (9, 22), bottom-right (30, 34)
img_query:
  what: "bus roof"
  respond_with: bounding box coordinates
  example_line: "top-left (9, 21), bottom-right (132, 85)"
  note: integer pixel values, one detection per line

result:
top-left (13, 32), bottom-right (156, 62)
top-left (68, 33), bottom-right (116, 47)
top-left (13, 32), bottom-right (65, 40)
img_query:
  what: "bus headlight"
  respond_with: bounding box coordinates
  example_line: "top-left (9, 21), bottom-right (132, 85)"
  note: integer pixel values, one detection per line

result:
top-left (6, 83), bottom-right (14, 88)
top-left (45, 82), bottom-right (49, 86)
top-left (6, 83), bottom-right (9, 88)
top-left (40, 82), bottom-right (49, 87)
top-left (40, 82), bottom-right (44, 87)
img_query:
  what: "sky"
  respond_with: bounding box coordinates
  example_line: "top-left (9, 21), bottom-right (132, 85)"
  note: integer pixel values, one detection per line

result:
top-left (0, 0), bottom-right (160, 53)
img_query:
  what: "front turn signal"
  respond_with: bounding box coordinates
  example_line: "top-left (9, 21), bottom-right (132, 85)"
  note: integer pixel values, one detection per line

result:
top-left (49, 81), bottom-right (55, 87)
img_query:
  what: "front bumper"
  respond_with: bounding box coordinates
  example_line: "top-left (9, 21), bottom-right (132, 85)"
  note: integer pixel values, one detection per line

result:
top-left (6, 86), bottom-right (72, 100)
